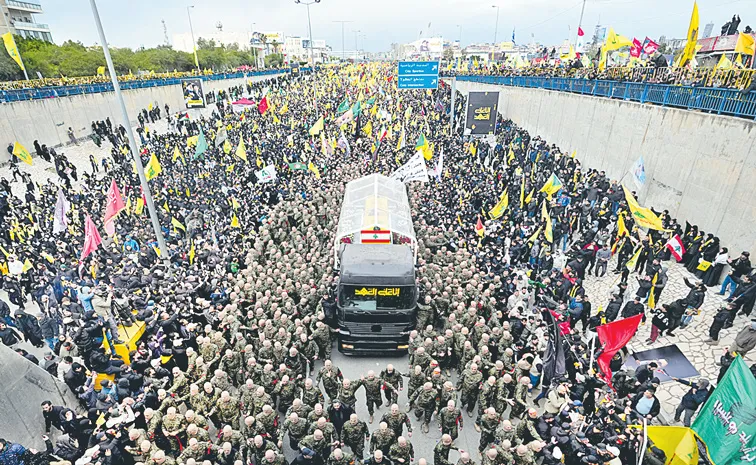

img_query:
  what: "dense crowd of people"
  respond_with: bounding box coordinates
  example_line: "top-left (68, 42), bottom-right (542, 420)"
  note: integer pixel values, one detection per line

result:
top-left (0, 62), bottom-right (755, 465)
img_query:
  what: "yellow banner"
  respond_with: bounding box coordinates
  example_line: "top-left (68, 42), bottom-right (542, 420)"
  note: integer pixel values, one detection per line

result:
top-left (2, 32), bottom-right (24, 71)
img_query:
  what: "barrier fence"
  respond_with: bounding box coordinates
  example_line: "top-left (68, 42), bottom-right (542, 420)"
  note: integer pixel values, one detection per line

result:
top-left (456, 75), bottom-right (756, 120)
top-left (0, 68), bottom-right (289, 103)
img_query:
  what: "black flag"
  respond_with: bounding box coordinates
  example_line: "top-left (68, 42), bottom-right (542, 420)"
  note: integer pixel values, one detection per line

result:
top-left (541, 309), bottom-right (566, 387)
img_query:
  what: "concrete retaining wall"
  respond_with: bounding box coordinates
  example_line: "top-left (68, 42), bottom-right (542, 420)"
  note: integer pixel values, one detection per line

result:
top-left (454, 80), bottom-right (756, 254)
top-left (0, 74), bottom-right (282, 162)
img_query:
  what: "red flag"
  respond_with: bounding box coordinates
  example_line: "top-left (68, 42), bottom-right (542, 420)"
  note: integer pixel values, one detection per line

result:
top-left (577, 27), bottom-right (584, 37)
top-left (596, 314), bottom-right (643, 384)
top-left (103, 179), bottom-right (126, 236)
top-left (474, 216), bottom-right (485, 237)
top-left (258, 96), bottom-right (269, 115)
top-left (642, 37), bottom-right (660, 56)
top-left (630, 38), bottom-right (642, 58)
top-left (665, 234), bottom-right (686, 262)
top-left (81, 215), bottom-right (103, 261)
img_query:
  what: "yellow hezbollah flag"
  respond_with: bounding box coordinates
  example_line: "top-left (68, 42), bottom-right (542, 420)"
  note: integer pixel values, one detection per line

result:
top-left (308, 161), bottom-right (321, 179)
top-left (171, 217), bottom-right (186, 232)
top-left (309, 116), bottom-right (324, 136)
top-left (223, 139), bottom-right (232, 154)
top-left (625, 246), bottom-right (643, 271)
top-left (135, 197), bottom-right (145, 215)
top-left (144, 153), bottom-right (162, 180)
top-left (172, 146), bottom-right (184, 163)
top-left (735, 32), bottom-right (756, 56)
top-left (542, 201), bottom-right (553, 243)
top-left (231, 212), bottom-right (240, 228)
top-left (235, 138), bottom-right (248, 162)
top-left (189, 241), bottom-right (196, 264)
top-left (488, 189), bottom-right (509, 219)
top-left (539, 173), bottom-right (563, 196)
top-left (648, 272), bottom-right (659, 308)
top-left (2, 32), bottom-right (25, 71)
top-left (524, 189), bottom-right (534, 204)
top-left (622, 185), bottom-right (666, 231)
top-left (617, 213), bottom-right (629, 237)
top-left (678, 2), bottom-right (699, 67)
top-left (12, 142), bottom-right (33, 166)
top-left (604, 28), bottom-right (633, 51)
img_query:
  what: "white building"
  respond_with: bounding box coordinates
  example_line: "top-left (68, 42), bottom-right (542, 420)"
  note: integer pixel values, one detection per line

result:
top-left (284, 36), bottom-right (328, 63)
top-left (1, 0), bottom-right (52, 42)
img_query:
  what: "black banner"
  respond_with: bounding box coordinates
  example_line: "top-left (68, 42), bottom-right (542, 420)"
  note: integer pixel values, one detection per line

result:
top-left (465, 91), bottom-right (498, 135)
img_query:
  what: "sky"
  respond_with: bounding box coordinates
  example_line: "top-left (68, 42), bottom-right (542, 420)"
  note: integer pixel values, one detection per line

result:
top-left (44, 0), bottom-right (756, 52)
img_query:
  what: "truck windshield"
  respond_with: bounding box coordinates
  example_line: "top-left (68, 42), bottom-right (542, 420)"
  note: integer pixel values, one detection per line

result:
top-left (339, 285), bottom-right (415, 310)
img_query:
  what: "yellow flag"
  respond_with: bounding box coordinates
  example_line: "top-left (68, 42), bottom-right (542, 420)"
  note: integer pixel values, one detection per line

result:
top-left (625, 246), bottom-right (643, 271)
top-left (542, 201), bottom-right (553, 243)
top-left (12, 142), bottom-right (33, 166)
top-left (144, 153), bottom-right (162, 180)
top-left (309, 116), bottom-right (324, 136)
top-left (678, 2), bottom-right (699, 67)
top-left (363, 120), bottom-right (373, 138)
top-left (226, 164), bottom-right (235, 172)
top-left (527, 226), bottom-right (542, 243)
top-left (617, 213), bottom-right (629, 237)
top-left (135, 197), bottom-right (145, 215)
top-left (488, 190), bottom-right (509, 219)
top-left (223, 139), bottom-right (232, 154)
top-left (2, 32), bottom-right (25, 71)
top-left (279, 102), bottom-right (289, 114)
top-left (231, 197), bottom-right (240, 210)
top-left (172, 146), bottom-right (184, 163)
top-left (519, 177), bottom-right (525, 208)
top-left (231, 212), bottom-right (240, 228)
top-left (189, 240), bottom-right (196, 264)
top-left (648, 272), bottom-right (659, 308)
top-left (125, 196), bottom-right (132, 215)
top-left (235, 138), bottom-right (248, 162)
top-left (162, 201), bottom-right (170, 212)
top-left (622, 185), bottom-right (667, 231)
top-left (735, 32), bottom-right (755, 56)
top-left (539, 173), bottom-right (563, 197)
top-left (308, 161), bottom-right (321, 179)
top-left (97, 66), bottom-right (106, 76)
top-left (604, 27), bottom-right (633, 51)
top-left (22, 258), bottom-right (33, 272)
top-left (171, 217), bottom-right (186, 232)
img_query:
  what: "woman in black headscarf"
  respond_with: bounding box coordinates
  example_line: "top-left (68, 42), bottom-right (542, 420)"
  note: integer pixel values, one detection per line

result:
top-left (685, 232), bottom-right (710, 273)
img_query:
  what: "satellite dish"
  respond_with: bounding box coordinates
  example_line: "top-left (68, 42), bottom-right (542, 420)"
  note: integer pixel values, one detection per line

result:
top-left (215, 21), bottom-right (223, 31)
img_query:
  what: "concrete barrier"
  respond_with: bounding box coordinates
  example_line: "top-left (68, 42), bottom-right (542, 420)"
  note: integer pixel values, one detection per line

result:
top-left (454, 80), bottom-right (756, 255)
top-left (0, 73), bottom-right (283, 162)
top-left (0, 343), bottom-right (81, 449)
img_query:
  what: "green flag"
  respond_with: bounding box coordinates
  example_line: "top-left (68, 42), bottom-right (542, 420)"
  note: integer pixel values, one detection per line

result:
top-left (288, 162), bottom-right (307, 171)
top-left (366, 96), bottom-right (376, 106)
top-left (337, 99), bottom-right (350, 114)
top-left (692, 356), bottom-right (756, 464)
top-left (351, 101), bottom-right (362, 117)
top-left (194, 130), bottom-right (208, 159)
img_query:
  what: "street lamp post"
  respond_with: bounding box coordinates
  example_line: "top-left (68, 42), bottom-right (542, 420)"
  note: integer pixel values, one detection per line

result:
top-left (353, 29), bottom-right (361, 60)
top-left (295, 0), bottom-right (320, 114)
top-left (88, 0), bottom-right (169, 266)
top-left (457, 24), bottom-right (462, 45)
top-left (187, 6), bottom-right (200, 72)
top-left (492, 5), bottom-right (500, 62)
top-left (333, 20), bottom-right (353, 61)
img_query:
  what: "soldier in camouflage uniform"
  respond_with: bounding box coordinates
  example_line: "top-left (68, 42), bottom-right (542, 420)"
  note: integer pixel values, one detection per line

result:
top-left (186, 423), bottom-right (210, 443)
top-left (239, 379), bottom-right (260, 417)
top-left (216, 424), bottom-right (246, 456)
top-left (309, 417), bottom-right (338, 446)
top-left (285, 399), bottom-right (313, 423)
top-left (496, 420), bottom-right (515, 446)
top-left (476, 377), bottom-right (498, 426)
top-left (184, 410), bottom-right (209, 431)
top-left (369, 422), bottom-right (395, 456)
top-left (433, 434), bottom-right (459, 465)
top-left (160, 407), bottom-right (186, 454)
top-left (209, 391), bottom-right (241, 428)
top-left (307, 403), bottom-right (330, 425)
top-left (262, 449), bottom-right (289, 465)
top-left (327, 448), bottom-right (355, 465)
top-left (177, 438), bottom-right (218, 464)
top-left (256, 405), bottom-right (280, 441)
top-left (299, 429), bottom-right (332, 461)
top-left (511, 377), bottom-right (530, 419)
top-left (252, 386), bottom-right (274, 418)
top-left (280, 412), bottom-right (309, 451)
top-left (477, 408), bottom-right (500, 453)
top-left (408, 382), bottom-right (438, 433)
top-left (337, 378), bottom-right (363, 410)
top-left (438, 400), bottom-right (463, 440)
top-left (219, 349), bottom-right (244, 386)
top-left (273, 375), bottom-right (301, 413)
top-left (240, 416), bottom-right (260, 443)
top-left (317, 360), bottom-right (343, 401)
top-left (302, 378), bottom-right (325, 408)
top-left (456, 363), bottom-right (483, 417)
top-left (341, 413), bottom-right (369, 460)
top-left (405, 366), bottom-right (425, 404)
top-left (379, 364), bottom-right (403, 406)
top-left (247, 435), bottom-right (280, 465)
top-left (361, 371), bottom-right (385, 423)
top-left (145, 450), bottom-right (176, 465)
top-left (388, 436), bottom-right (414, 465)
top-left (513, 444), bottom-right (535, 465)
top-left (380, 404), bottom-right (412, 440)
top-left (515, 409), bottom-right (542, 445)
top-left (416, 295), bottom-right (434, 331)
top-left (167, 367), bottom-right (190, 400)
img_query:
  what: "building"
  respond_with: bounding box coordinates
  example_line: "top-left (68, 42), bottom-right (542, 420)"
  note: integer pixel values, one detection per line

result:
top-left (283, 36), bottom-right (328, 64)
top-left (0, 0), bottom-right (52, 42)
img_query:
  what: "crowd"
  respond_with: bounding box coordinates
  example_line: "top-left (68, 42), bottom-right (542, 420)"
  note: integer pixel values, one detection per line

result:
top-left (0, 62), bottom-right (755, 465)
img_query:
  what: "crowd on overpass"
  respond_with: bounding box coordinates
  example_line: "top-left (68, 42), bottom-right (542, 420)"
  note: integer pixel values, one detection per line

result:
top-left (0, 62), bottom-right (755, 465)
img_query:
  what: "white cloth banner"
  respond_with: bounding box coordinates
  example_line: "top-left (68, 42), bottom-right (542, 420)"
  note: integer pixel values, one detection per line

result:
top-left (255, 164), bottom-right (278, 183)
top-left (428, 148), bottom-right (444, 179)
top-left (53, 188), bottom-right (69, 234)
top-left (390, 151), bottom-right (429, 183)
top-left (630, 156), bottom-right (646, 190)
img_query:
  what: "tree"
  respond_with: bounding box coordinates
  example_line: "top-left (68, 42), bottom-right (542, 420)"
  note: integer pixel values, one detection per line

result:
top-left (443, 48), bottom-right (454, 61)
top-left (264, 53), bottom-right (283, 68)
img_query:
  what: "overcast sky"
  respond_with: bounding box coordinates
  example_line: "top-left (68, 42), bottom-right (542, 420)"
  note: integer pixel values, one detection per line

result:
top-left (46, 0), bottom-right (756, 51)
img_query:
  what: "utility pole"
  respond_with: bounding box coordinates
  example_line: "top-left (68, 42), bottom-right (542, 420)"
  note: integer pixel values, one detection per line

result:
top-left (295, 0), bottom-right (320, 114)
top-left (492, 5), bottom-right (500, 62)
top-left (88, 0), bottom-right (169, 266)
top-left (333, 20), bottom-right (352, 61)
top-left (187, 6), bottom-right (200, 72)
top-left (575, 0), bottom-right (587, 47)
top-left (353, 29), bottom-right (361, 59)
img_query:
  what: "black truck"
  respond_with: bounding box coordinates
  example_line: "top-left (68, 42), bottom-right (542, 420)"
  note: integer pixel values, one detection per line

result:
top-left (336, 244), bottom-right (417, 354)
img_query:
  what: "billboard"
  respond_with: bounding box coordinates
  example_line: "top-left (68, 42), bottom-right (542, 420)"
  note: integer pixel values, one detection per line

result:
top-left (465, 91), bottom-right (498, 135)
top-left (182, 79), bottom-right (205, 109)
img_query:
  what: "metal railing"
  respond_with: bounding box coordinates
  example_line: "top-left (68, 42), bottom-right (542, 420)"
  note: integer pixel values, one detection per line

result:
top-left (12, 20), bottom-right (49, 30)
top-left (456, 75), bottom-right (756, 120)
top-left (0, 69), bottom-right (289, 103)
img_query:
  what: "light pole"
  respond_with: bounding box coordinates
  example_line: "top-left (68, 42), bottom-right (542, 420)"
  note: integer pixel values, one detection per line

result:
top-left (88, 0), bottom-right (169, 265)
top-left (250, 23), bottom-right (258, 68)
top-left (333, 20), bottom-right (353, 61)
top-left (187, 6), bottom-right (200, 72)
top-left (353, 29), bottom-right (361, 59)
top-left (575, 0), bottom-right (587, 48)
top-left (295, 0), bottom-right (320, 114)
top-left (456, 24), bottom-right (462, 45)
top-left (492, 5), bottom-right (500, 62)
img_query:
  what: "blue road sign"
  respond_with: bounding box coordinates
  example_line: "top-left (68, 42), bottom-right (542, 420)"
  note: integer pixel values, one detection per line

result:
top-left (397, 75), bottom-right (439, 89)
top-left (397, 60), bottom-right (439, 90)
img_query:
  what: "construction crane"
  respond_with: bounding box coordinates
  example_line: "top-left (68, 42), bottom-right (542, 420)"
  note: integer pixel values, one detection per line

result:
top-left (162, 19), bottom-right (170, 46)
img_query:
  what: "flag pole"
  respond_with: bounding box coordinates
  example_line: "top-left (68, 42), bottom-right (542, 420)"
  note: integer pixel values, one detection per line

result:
top-left (575, 0), bottom-right (587, 48)
top-left (89, 0), bottom-right (170, 267)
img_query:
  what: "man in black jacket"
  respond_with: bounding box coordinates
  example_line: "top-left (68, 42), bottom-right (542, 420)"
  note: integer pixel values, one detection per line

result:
top-left (621, 296), bottom-right (645, 322)
top-left (671, 377), bottom-right (710, 426)
top-left (719, 251), bottom-right (751, 298)
top-left (41, 400), bottom-right (65, 434)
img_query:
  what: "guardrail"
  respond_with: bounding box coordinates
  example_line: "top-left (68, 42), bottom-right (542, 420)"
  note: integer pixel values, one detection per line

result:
top-left (455, 75), bottom-right (756, 120)
top-left (0, 68), bottom-right (292, 103)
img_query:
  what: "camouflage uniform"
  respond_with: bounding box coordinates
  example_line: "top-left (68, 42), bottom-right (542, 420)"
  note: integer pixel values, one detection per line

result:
top-left (514, 417), bottom-right (541, 445)
top-left (213, 396), bottom-right (242, 428)
top-left (239, 384), bottom-right (259, 416)
top-left (478, 413), bottom-right (500, 452)
top-left (388, 442), bottom-right (414, 465)
top-left (220, 352), bottom-right (244, 386)
top-left (160, 414), bottom-right (186, 452)
top-left (327, 451), bottom-right (355, 465)
top-left (177, 441), bottom-right (215, 464)
top-left (433, 441), bottom-right (458, 465)
top-left (438, 407), bottom-right (463, 440)
top-left (477, 382), bottom-right (498, 422)
top-left (342, 420), bottom-right (369, 459)
top-left (302, 384), bottom-right (325, 408)
top-left (409, 387), bottom-right (438, 426)
top-left (317, 365), bottom-right (343, 401)
top-left (299, 434), bottom-right (331, 460)
top-left (369, 428), bottom-right (395, 455)
top-left (281, 417), bottom-right (309, 450)
top-left (406, 371), bottom-right (425, 403)
top-left (380, 411), bottom-right (412, 440)
top-left (309, 421), bottom-right (337, 445)
top-left (256, 409), bottom-right (280, 440)
top-left (273, 381), bottom-right (301, 413)
top-left (511, 383), bottom-right (528, 419)
top-left (167, 373), bottom-right (190, 399)
top-left (337, 380), bottom-right (363, 410)
top-left (513, 449), bottom-right (535, 465)
top-left (362, 376), bottom-right (384, 417)
top-left (456, 369), bottom-right (483, 413)
top-left (379, 369), bottom-right (403, 406)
